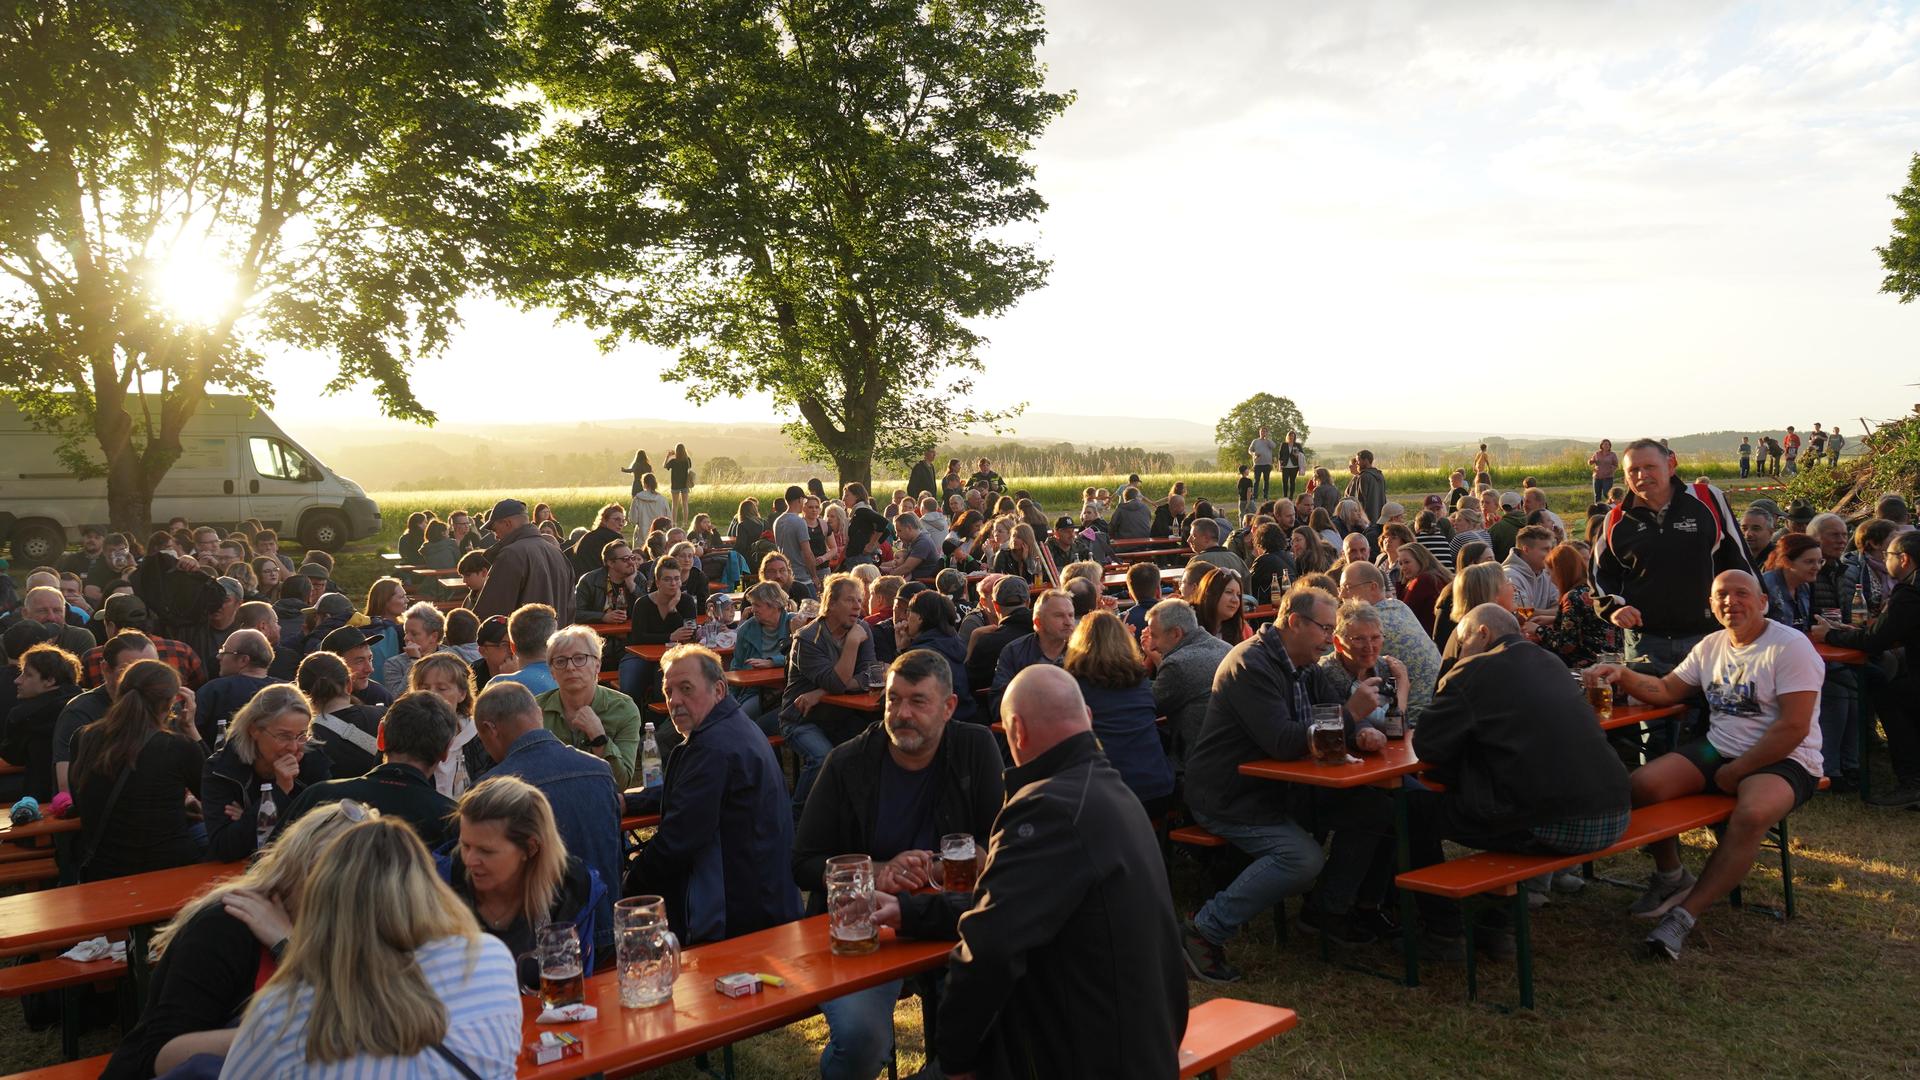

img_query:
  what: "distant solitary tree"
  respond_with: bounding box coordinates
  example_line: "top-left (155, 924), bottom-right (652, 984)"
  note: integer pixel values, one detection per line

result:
top-left (502, 0), bottom-right (1071, 489)
top-left (1878, 153), bottom-right (1920, 302)
top-left (702, 457), bottom-right (745, 485)
top-left (1215, 394), bottom-right (1311, 471)
top-left (0, 1), bottom-right (528, 544)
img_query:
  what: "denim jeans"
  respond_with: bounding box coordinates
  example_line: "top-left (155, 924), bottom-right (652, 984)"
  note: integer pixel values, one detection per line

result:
top-left (1280, 468), bottom-right (1299, 501)
top-left (1592, 476), bottom-right (1611, 503)
top-left (1624, 629), bottom-right (1705, 758)
top-left (780, 719), bottom-right (836, 816)
top-left (1739, 458), bottom-right (1751, 478)
top-left (618, 651), bottom-right (655, 703)
top-left (1819, 666), bottom-right (1860, 777)
top-left (1293, 787), bottom-right (1396, 917)
top-left (1190, 812), bottom-right (1324, 945)
top-left (818, 978), bottom-right (902, 1080)
top-left (1253, 464), bottom-right (1272, 499)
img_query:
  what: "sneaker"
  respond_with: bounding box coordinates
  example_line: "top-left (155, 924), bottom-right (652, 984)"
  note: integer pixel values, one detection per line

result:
top-left (1645, 907), bottom-right (1697, 961)
top-left (1868, 782), bottom-right (1920, 809)
top-left (1629, 869), bottom-right (1696, 920)
top-left (1551, 869), bottom-right (1587, 894)
top-left (1350, 908), bottom-right (1402, 942)
top-left (1298, 906), bottom-right (1378, 945)
top-left (1180, 918), bottom-right (1241, 983)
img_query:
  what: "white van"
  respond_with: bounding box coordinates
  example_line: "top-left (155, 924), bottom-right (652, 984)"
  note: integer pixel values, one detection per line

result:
top-left (0, 394), bottom-right (380, 560)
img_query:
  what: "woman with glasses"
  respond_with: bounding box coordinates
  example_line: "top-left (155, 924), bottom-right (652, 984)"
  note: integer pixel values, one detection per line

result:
top-left (69, 659), bottom-right (207, 881)
top-left (202, 683), bottom-right (332, 862)
top-left (538, 626), bottom-right (641, 789)
top-left (102, 802), bottom-right (369, 1080)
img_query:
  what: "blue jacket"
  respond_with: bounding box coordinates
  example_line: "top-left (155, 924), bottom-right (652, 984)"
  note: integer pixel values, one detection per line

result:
top-left (1761, 569), bottom-right (1813, 632)
top-left (628, 696), bottom-right (801, 944)
top-left (1075, 678), bottom-right (1176, 803)
top-left (909, 630), bottom-right (976, 725)
top-left (485, 728), bottom-right (622, 960)
top-left (989, 632), bottom-right (1063, 719)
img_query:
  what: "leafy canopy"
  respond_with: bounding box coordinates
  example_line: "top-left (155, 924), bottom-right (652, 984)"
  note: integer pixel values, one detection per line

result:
top-left (1215, 393), bottom-right (1310, 470)
top-left (0, 0), bottom-right (531, 497)
top-left (1878, 152), bottom-right (1920, 303)
top-left (503, 0), bottom-right (1071, 480)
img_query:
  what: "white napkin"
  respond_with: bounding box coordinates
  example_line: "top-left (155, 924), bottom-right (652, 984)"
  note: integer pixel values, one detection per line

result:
top-left (535, 1003), bottom-right (598, 1023)
top-left (61, 937), bottom-right (127, 963)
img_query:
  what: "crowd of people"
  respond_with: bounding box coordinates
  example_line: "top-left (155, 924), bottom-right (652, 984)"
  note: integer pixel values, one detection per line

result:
top-left (0, 434), bottom-right (1915, 1077)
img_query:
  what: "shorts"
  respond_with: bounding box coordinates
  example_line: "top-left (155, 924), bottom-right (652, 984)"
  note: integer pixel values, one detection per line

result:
top-left (1672, 738), bottom-right (1818, 809)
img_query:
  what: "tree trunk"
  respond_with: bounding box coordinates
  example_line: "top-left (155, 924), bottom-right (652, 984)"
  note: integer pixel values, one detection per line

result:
top-left (103, 441), bottom-right (156, 538)
top-left (835, 454), bottom-right (872, 494)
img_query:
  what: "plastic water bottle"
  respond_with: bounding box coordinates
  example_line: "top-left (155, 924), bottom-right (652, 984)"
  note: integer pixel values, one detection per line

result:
top-left (255, 783), bottom-right (276, 850)
top-left (640, 723), bottom-right (663, 789)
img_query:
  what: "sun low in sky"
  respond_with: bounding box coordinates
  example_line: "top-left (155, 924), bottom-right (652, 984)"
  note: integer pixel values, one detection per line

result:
top-left (262, 0), bottom-right (1920, 438)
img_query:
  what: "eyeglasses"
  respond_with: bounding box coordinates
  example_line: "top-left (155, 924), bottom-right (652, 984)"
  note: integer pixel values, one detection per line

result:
top-left (266, 728), bottom-right (311, 745)
top-left (549, 654), bottom-right (597, 669)
top-left (337, 799), bottom-right (369, 822)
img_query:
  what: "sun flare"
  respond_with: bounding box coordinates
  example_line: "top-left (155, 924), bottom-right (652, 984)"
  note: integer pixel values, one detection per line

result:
top-left (148, 245), bottom-right (241, 327)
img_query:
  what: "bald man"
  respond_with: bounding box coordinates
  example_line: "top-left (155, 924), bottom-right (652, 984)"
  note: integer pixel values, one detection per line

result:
top-left (878, 666), bottom-right (1187, 1079)
top-left (195, 627), bottom-right (286, 747)
top-left (1406, 604), bottom-right (1631, 955)
top-left (1591, 571), bottom-right (1824, 962)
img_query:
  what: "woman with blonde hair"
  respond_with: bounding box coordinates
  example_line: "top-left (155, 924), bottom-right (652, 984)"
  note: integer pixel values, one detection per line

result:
top-left (220, 817), bottom-right (520, 1077)
top-left (70, 660), bottom-right (205, 882)
top-left (104, 802), bottom-right (370, 1079)
top-left (202, 683), bottom-right (332, 863)
top-left (411, 651), bottom-right (492, 797)
top-left (1436, 560), bottom-right (1512, 652)
top-left (1061, 611), bottom-right (1175, 815)
top-left (441, 775), bottom-right (608, 979)
top-left (993, 522), bottom-right (1043, 583)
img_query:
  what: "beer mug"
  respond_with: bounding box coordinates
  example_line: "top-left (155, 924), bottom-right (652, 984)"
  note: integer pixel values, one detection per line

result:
top-left (615, 896), bottom-right (680, 1009)
top-left (1309, 703), bottom-right (1348, 766)
top-left (825, 854), bottom-right (878, 956)
top-left (863, 661), bottom-right (890, 690)
top-left (535, 923), bottom-right (585, 1010)
top-left (1581, 667), bottom-right (1614, 719)
top-left (1595, 651), bottom-right (1627, 706)
top-left (939, 833), bottom-right (978, 894)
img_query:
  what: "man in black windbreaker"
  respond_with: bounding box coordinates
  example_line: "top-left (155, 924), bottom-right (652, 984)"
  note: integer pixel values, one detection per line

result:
top-left (1592, 439), bottom-right (1750, 755)
top-left (879, 664), bottom-right (1187, 1080)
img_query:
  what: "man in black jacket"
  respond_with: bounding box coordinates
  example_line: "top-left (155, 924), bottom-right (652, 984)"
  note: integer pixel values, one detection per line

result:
top-left (963, 576), bottom-right (1033, 695)
top-left (1816, 529), bottom-right (1920, 807)
top-left (879, 664), bottom-right (1186, 1080)
top-left (796, 649), bottom-right (1004, 1080)
top-left (908, 449), bottom-right (939, 501)
top-left (274, 690), bottom-right (460, 848)
top-left (1407, 605), bottom-right (1632, 943)
top-left (1592, 439), bottom-right (1750, 756)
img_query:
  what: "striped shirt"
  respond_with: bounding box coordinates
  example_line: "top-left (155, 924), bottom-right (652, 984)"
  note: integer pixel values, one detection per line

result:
top-left (1415, 532), bottom-right (1454, 568)
top-left (219, 934), bottom-right (521, 1079)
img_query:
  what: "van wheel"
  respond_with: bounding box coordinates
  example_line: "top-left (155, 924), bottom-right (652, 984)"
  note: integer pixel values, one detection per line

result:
top-left (10, 522), bottom-right (66, 564)
top-left (299, 511), bottom-right (348, 552)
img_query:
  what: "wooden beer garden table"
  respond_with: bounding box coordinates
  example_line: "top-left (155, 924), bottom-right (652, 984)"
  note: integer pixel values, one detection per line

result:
top-left (1105, 566), bottom-right (1185, 591)
top-left (515, 914), bottom-right (951, 1078)
top-left (628, 642), bottom-right (734, 663)
top-left (585, 621), bottom-right (630, 637)
top-left (725, 667), bottom-right (786, 690)
top-left (820, 690), bottom-right (883, 713)
top-left (0, 807), bottom-right (82, 844)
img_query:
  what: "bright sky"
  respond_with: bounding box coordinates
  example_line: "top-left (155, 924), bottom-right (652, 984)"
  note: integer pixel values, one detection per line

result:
top-left (265, 0), bottom-right (1920, 437)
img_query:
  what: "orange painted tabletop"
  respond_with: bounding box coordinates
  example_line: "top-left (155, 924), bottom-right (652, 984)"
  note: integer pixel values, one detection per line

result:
top-left (0, 861), bottom-right (244, 952)
top-left (515, 914), bottom-right (950, 1078)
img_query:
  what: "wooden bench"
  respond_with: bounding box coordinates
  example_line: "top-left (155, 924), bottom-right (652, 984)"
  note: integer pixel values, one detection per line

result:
top-left (0, 955), bottom-right (127, 1060)
top-left (1178, 997), bottom-right (1298, 1078)
top-left (0, 1054), bottom-right (111, 1079)
top-left (1394, 791), bottom-right (1815, 1008)
top-left (0, 859), bottom-right (58, 890)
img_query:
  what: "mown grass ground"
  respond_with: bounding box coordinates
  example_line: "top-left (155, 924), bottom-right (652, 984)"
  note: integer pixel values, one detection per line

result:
top-left (7, 771), bottom-right (1917, 1077)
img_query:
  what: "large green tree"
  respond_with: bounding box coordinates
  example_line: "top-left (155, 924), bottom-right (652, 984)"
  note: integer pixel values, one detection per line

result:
top-left (0, 0), bottom-right (530, 540)
top-left (1215, 393), bottom-right (1310, 471)
top-left (1878, 152), bottom-right (1920, 302)
top-left (502, 0), bottom-right (1070, 489)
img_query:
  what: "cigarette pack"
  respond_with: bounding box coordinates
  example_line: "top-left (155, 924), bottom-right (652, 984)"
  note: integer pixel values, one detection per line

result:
top-left (714, 972), bottom-right (762, 998)
top-left (526, 1031), bottom-right (584, 1065)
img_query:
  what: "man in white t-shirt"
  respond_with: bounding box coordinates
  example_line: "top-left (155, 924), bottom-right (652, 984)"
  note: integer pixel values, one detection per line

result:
top-left (1591, 570), bottom-right (1823, 962)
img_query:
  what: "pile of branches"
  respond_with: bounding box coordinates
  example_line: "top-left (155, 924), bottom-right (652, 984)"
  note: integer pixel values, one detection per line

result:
top-left (1781, 411), bottom-right (1920, 517)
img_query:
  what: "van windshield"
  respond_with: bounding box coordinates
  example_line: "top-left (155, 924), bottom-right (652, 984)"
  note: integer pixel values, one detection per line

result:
top-left (249, 436), bottom-right (313, 482)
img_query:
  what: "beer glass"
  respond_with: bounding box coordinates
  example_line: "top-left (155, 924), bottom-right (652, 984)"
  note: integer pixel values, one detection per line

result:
top-left (940, 833), bottom-right (978, 893)
top-left (825, 854), bottom-right (878, 955)
top-left (535, 923), bottom-right (585, 1010)
top-left (1596, 651), bottom-right (1627, 706)
top-left (1580, 668), bottom-right (1613, 719)
top-left (864, 661), bottom-right (889, 690)
top-left (1309, 704), bottom-right (1347, 766)
top-left (615, 896), bottom-right (680, 1009)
